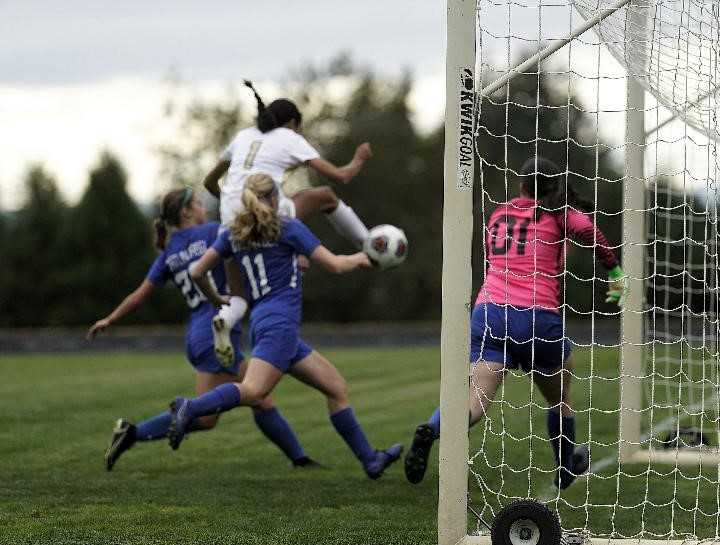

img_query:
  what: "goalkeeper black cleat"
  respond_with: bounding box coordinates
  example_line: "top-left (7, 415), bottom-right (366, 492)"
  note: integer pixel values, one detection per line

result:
top-left (554, 444), bottom-right (590, 490)
top-left (292, 456), bottom-right (322, 468)
top-left (105, 418), bottom-right (137, 472)
top-left (404, 423), bottom-right (436, 484)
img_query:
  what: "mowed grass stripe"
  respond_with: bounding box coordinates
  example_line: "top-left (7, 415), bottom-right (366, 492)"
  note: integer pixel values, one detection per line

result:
top-left (2, 347), bottom-right (718, 544)
top-left (1, 349), bottom-right (439, 545)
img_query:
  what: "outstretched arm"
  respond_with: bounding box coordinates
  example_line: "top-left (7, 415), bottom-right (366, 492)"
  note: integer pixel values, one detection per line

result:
top-left (562, 209), bottom-right (619, 269)
top-left (562, 210), bottom-right (625, 306)
top-left (308, 143), bottom-right (372, 184)
top-left (310, 245), bottom-right (371, 274)
top-left (87, 280), bottom-right (155, 340)
top-left (203, 160), bottom-right (231, 198)
top-left (189, 248), bottom-right (227, 307)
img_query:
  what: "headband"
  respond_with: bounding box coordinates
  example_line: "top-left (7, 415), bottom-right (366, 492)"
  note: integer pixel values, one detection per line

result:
top-left (160, 186), bottom-right (194, 222)
top-left (180, 186), bottom-right (194, 208)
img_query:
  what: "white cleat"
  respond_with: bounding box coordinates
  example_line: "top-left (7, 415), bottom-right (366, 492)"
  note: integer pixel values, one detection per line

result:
top-left (212, 312), bottom-right (235, 367)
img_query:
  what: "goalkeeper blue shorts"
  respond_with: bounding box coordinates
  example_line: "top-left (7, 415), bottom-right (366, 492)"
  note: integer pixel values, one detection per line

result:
top-left (470, 303), bottom-right (571, 372)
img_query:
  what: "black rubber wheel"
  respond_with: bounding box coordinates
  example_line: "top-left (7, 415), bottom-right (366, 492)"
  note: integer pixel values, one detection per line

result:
top-left (491, 500), bottom-right (562, 545)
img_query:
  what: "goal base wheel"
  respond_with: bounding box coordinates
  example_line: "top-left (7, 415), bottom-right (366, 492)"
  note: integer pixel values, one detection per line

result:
top-left (491, 500), bottom-right (562, 545)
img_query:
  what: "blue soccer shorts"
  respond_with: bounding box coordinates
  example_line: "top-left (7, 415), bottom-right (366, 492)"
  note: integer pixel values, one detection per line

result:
top-left (186, 328), bottom-right (243, 375)
top-left (470, 303), bottom-right (571, 372)
top-left (250, 315), bottom-right (313, 373)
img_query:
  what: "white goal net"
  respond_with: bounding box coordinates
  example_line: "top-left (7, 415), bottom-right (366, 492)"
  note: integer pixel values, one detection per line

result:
top-left (441, 0), bottom-right (720, 543)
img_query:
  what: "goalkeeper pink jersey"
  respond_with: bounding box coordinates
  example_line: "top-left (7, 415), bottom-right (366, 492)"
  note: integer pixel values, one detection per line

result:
top-left (476, 197), bottom-right (618, 311)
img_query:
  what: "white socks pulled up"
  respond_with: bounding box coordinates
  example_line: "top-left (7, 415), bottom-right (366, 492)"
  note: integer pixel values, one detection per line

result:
top-left (325, 200), bottom-right (370, 250)
top-left (217, 296), bottom-right (248, 329)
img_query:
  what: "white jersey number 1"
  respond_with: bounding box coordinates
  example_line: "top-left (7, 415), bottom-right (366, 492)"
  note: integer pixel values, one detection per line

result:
top-left (243, 141), bottom-right (263, 169)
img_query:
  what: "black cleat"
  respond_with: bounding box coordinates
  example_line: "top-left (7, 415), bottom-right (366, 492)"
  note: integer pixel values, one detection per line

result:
top-left (404, 423), bottom-right (436, 484)
top-left (554, 444), bottom-right (590, 490)
top-left (105, 418), bottom-right (137, 472)
top-left (292, 456), bottom-right (323, 468)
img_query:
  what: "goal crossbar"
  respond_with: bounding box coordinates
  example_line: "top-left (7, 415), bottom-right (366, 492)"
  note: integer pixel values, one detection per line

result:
top-left (479, 0), bottom-right (632, 97)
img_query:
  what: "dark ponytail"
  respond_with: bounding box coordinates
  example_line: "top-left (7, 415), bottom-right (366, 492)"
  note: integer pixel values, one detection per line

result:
top-left (154, 187), bottom-right (194, 250)
top-left (154, 218), bottom-right (168, 251)
top-left (519, 157), bottom-right (592, 216)
top-left (244, 80), bottom-right (302, 133)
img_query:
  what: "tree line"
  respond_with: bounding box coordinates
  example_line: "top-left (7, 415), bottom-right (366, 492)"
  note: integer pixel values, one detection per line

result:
top-left (4, 57), bottom-right (689, 328)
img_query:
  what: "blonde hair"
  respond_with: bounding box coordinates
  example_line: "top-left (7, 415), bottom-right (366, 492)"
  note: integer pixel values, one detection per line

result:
top-left (231, 173), bottom-right (281, 248)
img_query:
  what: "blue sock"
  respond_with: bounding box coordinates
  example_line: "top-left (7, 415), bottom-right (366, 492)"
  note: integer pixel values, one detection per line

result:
top-left (253, 407), bottom-right (305, 462)
top-left (330, 407), bottom-right (375, 467)
top-left (547, 409), bottom-right (575, 470)
top-left (428, 407), bottom-right (441, 439)
top-left (136, 411), bottom-right (212, 440)
top-left (187, 383), bottom-right (242, 419)
top-left (136, 411), bottom-right (172, 441)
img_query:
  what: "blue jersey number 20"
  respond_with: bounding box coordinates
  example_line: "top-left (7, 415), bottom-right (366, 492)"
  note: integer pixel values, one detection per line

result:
top-left (174, 269), bottom-right (219, 309)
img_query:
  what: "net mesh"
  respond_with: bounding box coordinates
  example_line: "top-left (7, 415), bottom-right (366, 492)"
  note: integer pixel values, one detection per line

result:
top-left (470, 0), bottom-right (720, 540)
top-left (573, 0), bottom-right (720, 140)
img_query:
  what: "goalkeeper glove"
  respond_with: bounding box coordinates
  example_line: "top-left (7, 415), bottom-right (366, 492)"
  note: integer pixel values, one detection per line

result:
top-left (605, 265), bottom-right (628, 307)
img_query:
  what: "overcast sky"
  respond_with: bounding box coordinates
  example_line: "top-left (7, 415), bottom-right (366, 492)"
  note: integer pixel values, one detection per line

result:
top-left (0, 1), bottom-right (446, 209)
top-left (2, 1), bottom-right (710, 211)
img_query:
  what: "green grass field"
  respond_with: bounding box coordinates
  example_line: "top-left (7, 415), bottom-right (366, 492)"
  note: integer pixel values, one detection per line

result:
top-left (1, 346), bottom-right (718, 544)
top-left (1, 348), bottom-right (439, 545)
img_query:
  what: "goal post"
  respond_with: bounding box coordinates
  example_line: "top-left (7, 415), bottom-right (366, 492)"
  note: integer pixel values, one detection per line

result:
top-left (439, 0), bottom-right (475, 544)
top-left (439, 0), bottom-right (720, 543)
top-left (617, 42), bottom-right (646, 465)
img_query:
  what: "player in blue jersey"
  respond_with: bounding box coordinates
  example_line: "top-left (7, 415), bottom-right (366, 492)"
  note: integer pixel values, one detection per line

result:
top-left (88, 186), bottom-right (316, 471)
top-left (165, 173), bottom-right (403, 479)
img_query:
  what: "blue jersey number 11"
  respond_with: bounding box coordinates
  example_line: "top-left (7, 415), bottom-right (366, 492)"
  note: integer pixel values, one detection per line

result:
top-left (242, 254), bottom-right (271, 300)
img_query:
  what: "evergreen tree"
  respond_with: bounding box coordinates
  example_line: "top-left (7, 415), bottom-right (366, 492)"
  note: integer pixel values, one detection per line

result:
top-left (3, 166), bottom-right (67, 326)
top-left (54, 153), bottom-right (157, 324)
top-left (301, 73), bottom-right (444, 321)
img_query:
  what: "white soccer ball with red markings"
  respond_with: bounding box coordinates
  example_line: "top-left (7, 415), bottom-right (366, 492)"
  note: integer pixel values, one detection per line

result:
top-left (363, 224), bottom-right (408, 270)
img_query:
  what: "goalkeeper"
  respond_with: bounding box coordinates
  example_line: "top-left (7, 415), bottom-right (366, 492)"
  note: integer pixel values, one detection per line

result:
top-left (405, 157), bottom-right (626, 489)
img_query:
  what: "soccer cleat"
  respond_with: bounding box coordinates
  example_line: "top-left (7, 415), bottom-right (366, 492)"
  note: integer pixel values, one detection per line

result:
top-left (365, 443), bottom-right (404, 480)
top-left (292, 456), bottom-right (323, 468)
top-left (105, 418), bottom-right (137, 472)
top-left (168, 397), bottom-right (193, 451)
top-left (404, 423), bottom-right (436, 484)
top-left (555, 444), bottom-right (590, 490)
top-left (212, 313), bottom-right (235, 367)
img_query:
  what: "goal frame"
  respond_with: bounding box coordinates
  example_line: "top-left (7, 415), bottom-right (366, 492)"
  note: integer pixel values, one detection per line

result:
top-left (439, 1), bottom-right (720, 544)
top-left (438, 0), bottom-right (474, 544)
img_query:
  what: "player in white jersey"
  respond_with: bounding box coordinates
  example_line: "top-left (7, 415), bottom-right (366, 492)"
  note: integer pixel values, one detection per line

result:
top-left (202, 81), bottom-right (374, 364)
top-left (203, 80), bottom-right (372, 249)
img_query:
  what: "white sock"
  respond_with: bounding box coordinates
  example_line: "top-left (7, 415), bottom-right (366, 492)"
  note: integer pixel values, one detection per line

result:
top-left (325, 200), bottom-right (370, 249)
top-left (217, 296), bottom-right (248, 328)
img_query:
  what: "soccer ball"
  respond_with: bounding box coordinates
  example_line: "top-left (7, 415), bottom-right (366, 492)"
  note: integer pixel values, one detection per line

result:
top-left (363, 225), bottom-right (408, 270)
